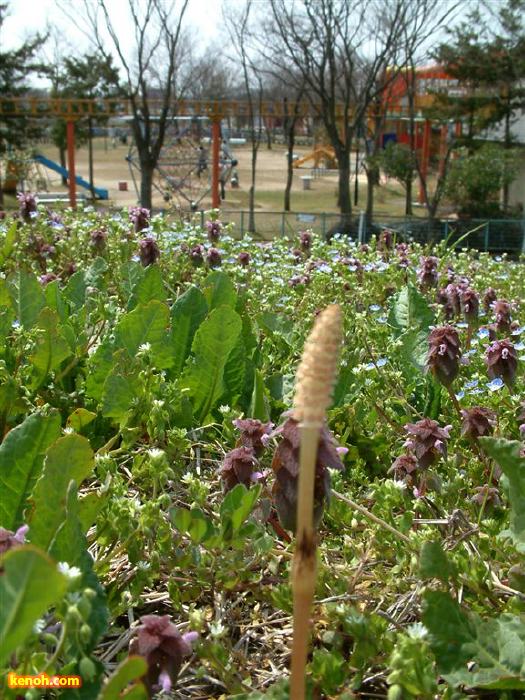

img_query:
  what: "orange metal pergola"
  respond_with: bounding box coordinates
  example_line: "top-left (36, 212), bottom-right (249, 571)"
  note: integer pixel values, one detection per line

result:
top-left (0, 96), bottom-right (450, 209)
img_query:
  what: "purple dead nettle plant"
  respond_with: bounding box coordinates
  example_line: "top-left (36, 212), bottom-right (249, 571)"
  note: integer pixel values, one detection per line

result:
top-left (417, 256), bottom-right (439, 290)
top-left (90, 228), bottom-right (107, 251)
top-left (138, 237), bottom-right (160, 267)
top-left (238, 251), bottom-right (250, 267)
top-left (17, 191), bottom-right (38, 222)
top-left (394, 419), bottom-right (451, 496)
top-left (129, 206), bottom-right (150, 233)
top-left (206, 219), bottom-right (222, 243)
top-left (270, 414), bottom-right (345, 532)
top-left (189, 244), bottom-right (205, 266)
top-left (460, 407), bottom-right (496, 440)
top-left (460, 288), bottom-right (479, 325)
top-left (219, 418), bottom-right (273, 492)
top-left (39, 272), bottom-right (58, 285)
top-left (485, 338), bottom-right (518, 388)
top-left (492, 299), bottom-right (512, 334)
top-left (207, 247), bottom-right (222, 268)
top-left (471, 485), bottom-right (501, 510)
top-left (129, 614), bottom-right (197, 697)
top-left (427, 325), bottom-right (462, 388)
top-left (483, 287), bottom-right (497, 312)
top-left (0, 525), bottom-right (28, 573)
top-left (299, 230), bottom-right (312, 253)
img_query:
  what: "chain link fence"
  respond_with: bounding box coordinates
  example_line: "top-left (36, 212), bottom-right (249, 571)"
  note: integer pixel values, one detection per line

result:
top-left (197, 209), bottom-right (525, 254)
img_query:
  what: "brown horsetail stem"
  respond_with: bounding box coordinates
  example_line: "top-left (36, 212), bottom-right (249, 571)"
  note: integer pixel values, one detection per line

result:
top-left (290, 304), bottom-right (342, 699)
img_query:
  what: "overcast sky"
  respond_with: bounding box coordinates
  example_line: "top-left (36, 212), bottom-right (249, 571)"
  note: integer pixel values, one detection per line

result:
top-left (1, 0), bottom-right (224, 84)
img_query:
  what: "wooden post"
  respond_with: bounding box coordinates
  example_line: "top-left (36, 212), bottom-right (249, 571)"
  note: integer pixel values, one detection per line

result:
top-left (66, 120), bottom-right (77, 209)
top-left (211, 119), bottom-right (221, 209)
top-left (418, 119), bottom-right (431, 205)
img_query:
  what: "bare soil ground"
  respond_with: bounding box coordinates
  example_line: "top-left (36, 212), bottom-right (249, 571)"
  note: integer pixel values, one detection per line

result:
top-left (32, 138), bottom-right (412, 220)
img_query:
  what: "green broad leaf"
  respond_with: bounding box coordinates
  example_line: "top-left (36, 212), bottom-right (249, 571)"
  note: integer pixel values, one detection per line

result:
top-left (202, 270), bottom-right (237, 310)
top-left (0, 411), bottom-right (61, 530)
top-left (423, 591), bottom-right (525, 689)
top-left (67, 408), bottom-right (97, 432)
top-left (399, 328), bottom-right (429, 372)
top-left (97, 656), bottom-right (148, 700)
top-left (44, 280), bottom-right (68, 322)
top-left (256, 311), bottom-right (294, 344)
top-left (419, 540), bottom-right (455, 582)
top-left (29, 307), bottom-right (72, 387)
top-left (101, 371), bottom-right (139, 421)
top-left (250, 369), bottom-right (270, 421)
top-left (170, 507), bottom-right (216, 544)
top-left (127, 263), bottom-right (166, 310)
top-left (388, 284), bottom-right (435, 335)
top-left (86, 256), bottom-right (108, 289)
top-left (332, 365), bottom-right (355, 408)
top-left (50, 481), bottom-right (108, 648)
top-left (120, 261), bottom-right (145, 299)
top-left (28, 434), bottom-right (94, 552)
top-left (170, 285), bottom-right (208, 376)
top-left (222, 334), bottom-right (247, 406)
top-left (423, 374), bottom-right (442, 420)
top-left (85, 336), bottom-right (115, 401)
top-left (78, 491), bottom-right (109, 533)
top-left (64, 270), bottom-right (87, 310)
top-left (220, 484), bottom-right (261, 538)
top-left (7, 269), bottom-right (45, 329)
top-left (0, 219), bottom-right (17, 264)
top-left (0, 546), bottom-right (69, 665)
top-left (479, 437), bottom-right (525, 551)
top-left (181, 305), bottom-right (242, 423)
top-left (0, 305), bottom-right (14, 347)
top-left (115, 300), bottom-right (172, 369)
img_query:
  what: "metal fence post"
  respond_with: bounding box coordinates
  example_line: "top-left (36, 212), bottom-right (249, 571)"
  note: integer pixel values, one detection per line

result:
top-left (240, 210), bottom-right (244, 236)
top-left (281, 212), bottom-right (285, 238)
top-left (358, 211), bottom-right (365, 244)
top-left (521, 218), bottom-right (525, 255)
top-left (444, 219), bottom-right (449, 239)
top-left (484, 221), bottom-right (490, 252)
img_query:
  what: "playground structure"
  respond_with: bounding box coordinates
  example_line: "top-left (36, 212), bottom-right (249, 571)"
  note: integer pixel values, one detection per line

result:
top-left (115, 115), bottom-right (238, 210)
top-left (0, 77), bottom-right (463, 209)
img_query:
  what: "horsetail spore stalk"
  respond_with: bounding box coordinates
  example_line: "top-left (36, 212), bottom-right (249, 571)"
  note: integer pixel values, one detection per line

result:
top-left (290, 304), bottom-right (342, 700)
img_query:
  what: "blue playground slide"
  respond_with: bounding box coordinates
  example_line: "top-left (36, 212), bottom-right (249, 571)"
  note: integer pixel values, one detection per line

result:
top-left (34, 154), bottom-right (109, 200)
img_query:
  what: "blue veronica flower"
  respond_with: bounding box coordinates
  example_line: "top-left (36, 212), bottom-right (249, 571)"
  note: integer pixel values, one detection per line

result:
top-left (486, 377), bottom-right (504, 391)
top-left (369, 304), bottom-right (381, 312)
top-left (514, 342), bottom-right (525, 351)
top-left (455, 390), bottom-right (465, 400)
top-left (477, 328), bottom-right (490, 339)
top-left (465, 379), bottom-right (478, 389)
top-left (377, 358), bottom-right (388, 367)
top-left (469, 388), bottom-right (484, 395)
top-left (511, 325), bottom-right (525, 336)
top-left (377, 316), bottom-right (387, 324)
top-left (457, 322), bottom-right (468, 329)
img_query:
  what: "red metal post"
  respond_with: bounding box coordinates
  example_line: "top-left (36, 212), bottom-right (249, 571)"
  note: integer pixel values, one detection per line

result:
top-left (438, 124), bottom-right (448, 178)
top-left (418, 119), bottom-right (431, 205)
top-left (211, 119), bottom-right (221, 209)
top-left (66, 120), bottom-right (77, 209)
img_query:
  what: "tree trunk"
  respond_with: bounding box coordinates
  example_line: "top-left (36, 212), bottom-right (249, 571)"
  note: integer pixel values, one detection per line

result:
top-left (365, 165), bottom-right (377, 223)
top-left (502, 110), bottom-right (511, 211)
top-left (59, 146), bottom-right (68, 187)
top-left (248, 144), bottom-right (257, 232)
top-left (405, 176), bottom-right (413, 215)
top-left (139, 158), bottom-right (154, 211)
top-left (284, 122), bottom-right (296, 212)
top-left (336, 147), bottom-right (351, 216)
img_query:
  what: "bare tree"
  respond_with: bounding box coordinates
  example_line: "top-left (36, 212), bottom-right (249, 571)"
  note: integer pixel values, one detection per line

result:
top-left (63, 0), bottom-right (189, 210)
top-left (224, 1), bottom-right (264, 233)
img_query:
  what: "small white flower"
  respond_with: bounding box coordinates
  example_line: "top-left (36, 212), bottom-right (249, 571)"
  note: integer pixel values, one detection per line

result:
top-left (148, 448), bottom-right (165, 461)
top-left (138, 342), bottom-right (151, 353)
top-left (57, 562), bottom-right (82, 581)
top-left (33, 618), bottom-right (46, 634)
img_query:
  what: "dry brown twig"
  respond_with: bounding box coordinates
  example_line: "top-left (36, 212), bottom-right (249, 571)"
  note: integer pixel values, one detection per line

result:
top-left (290, 304), bottom-right (342, 699)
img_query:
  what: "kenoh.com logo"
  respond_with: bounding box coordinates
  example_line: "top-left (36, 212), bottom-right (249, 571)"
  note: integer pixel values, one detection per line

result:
top-left (7, 672), bottom-right (82, 689)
